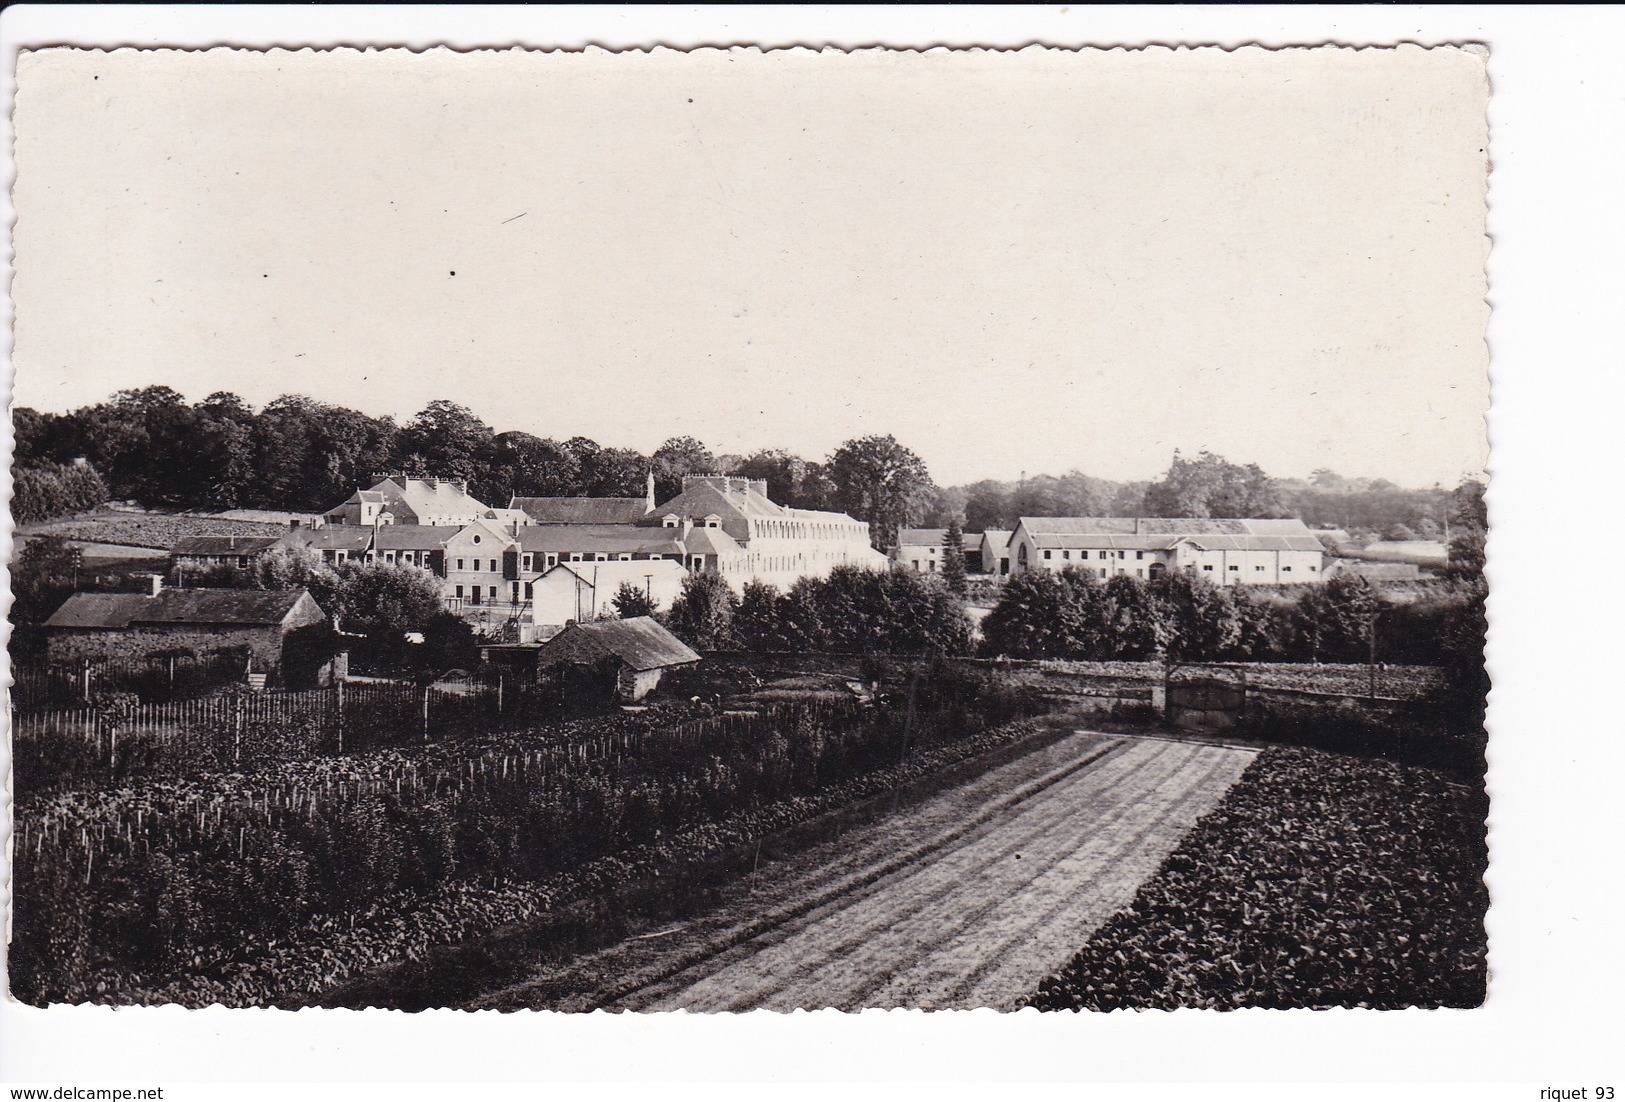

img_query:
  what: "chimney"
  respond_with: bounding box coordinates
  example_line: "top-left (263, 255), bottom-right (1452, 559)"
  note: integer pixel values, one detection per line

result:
top-left (229, 535), bottom-right (237, 550)
top-left (750, 479), bottom-right (769, 500)
top-left (146, 574), bottom-right (163, 597)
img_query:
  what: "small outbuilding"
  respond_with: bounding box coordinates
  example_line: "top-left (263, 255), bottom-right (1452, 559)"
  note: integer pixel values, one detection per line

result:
top-left (534, 616), bottom-right (701, 703)
top-left (42, 583), bottom-right (328, 677)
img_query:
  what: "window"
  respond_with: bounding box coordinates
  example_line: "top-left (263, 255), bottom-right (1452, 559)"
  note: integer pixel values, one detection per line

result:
top-left (489, 559), bottom-right (497, 573)
top-left (912, 560), bottom-right (920, 570)
top-left (455, 585), bottom-right (464, 598)
top-left (456, 558), bottom-right (464, 571)
top-left (568, 553), bottom-right (583, 562)
top-left (594, 553), bottom-right (608, 562)
top-left (546, 553), bottom-right (558, 568)
top-left (1309, 565), bottom-right (1318, 572)
top-left (1136, 551), bottom-right (1144, 560)
top-left (523, 582), bottom-right (533, 598)
top-left (619, 553), bottom-right (632, 561)
top-left (1255, 565), bottom-right (1265, 572)
top-left (1136, 568), bottom-right (1144, 578)
top-left (522, 554), bottom-right (532, 571)
top-left (1229, 565), bottom-right (1239, 572)
top-left (927, 561), bottom-right (936, 572)
top-left (472, 534), bottom-right (482, 545)
top-left (1282, 565), bottom-right (1292, 572)
top-left (489, 586), bottom-right (496, 599)
top-left (385, 552), bottom-right (395, 563)
top-left (1118, 550), bottom-right (1126, 559)
top-left (1061, 550), bottom-right (1070, 560)
top-left (1043, 549), bottom-right (1052, 560)
top-left (1203, 565), bottom-right (1214, 572)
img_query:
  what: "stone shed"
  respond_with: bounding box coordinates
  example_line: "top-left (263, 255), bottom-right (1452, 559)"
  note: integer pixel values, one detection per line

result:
top-left (534, 616), bottom-right (701, 703)
top-left (42, 584), bottom-right (328, 676)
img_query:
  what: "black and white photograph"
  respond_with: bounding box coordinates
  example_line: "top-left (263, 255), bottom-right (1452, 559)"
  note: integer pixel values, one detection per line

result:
top-left (4, 40), bottom-right (1494, 1015)
top-left (4, 6), bottom-right (1622, 1095)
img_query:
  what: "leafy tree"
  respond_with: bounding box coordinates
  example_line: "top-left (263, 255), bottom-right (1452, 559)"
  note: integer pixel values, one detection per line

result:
top-left (1142, 450), bottom-right (1285, 519)
top-left (9, 535), bottom-right (83, 626)
top-left (1098, 574), bottom-right (1162, 660)
top-left (249, 546), bottom-right (344, 612)
top-left (611, 581), bottom-right (657, 619)
top-left (1151, 570), bottom-right (1240, 663)
top-left (11, 461), bottom-right (108, 524)
top-left (982, 569), bottom-right (1076, 658)
top-left (665, 570), bottom-right (738, 650)
top-left (826, 435), bottom-right (936, 551)
top-left (1445, 479), bottom-right (1487, 580)
top-left (479, 432), bottom-right (581, 503)
top-left (393, 400), bottom-right (492, 483)
top-left (733, 580), bottom-right (786, 651)
top-left (941, 518), bottom-right (968, 598)
top-left (651, 436), bottom-right (716, 502)
top-left (1294, 574), bottom-right (1380, 663)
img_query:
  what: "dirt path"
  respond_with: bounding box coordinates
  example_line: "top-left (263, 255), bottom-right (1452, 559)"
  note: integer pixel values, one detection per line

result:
top-left (477, 731), bottom-right (1256, 1012)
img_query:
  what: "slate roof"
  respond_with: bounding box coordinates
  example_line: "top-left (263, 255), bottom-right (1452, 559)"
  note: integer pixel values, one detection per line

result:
top-left (280, 527), bottom-right (377, 553)
top-left (682, 527), bottom-right (743, 556)
top-left (516, 526), bottom-right (685, 556)
top-left (511, 497), bottom-right (650, 525)
top-left (372, 525), bottom-right (462, 551)
top-left (1016, 516), bottom-right (1324, 553)
top-left (371, 477), bottom-right (488, 521)
top-left (170, 535), bottom-right (283, 557)
top-left (979, 529), bottom-right (1013, 551)
top-left (539, 615), bottom-right (701, 671)
top-left (896, 528), bottom-right (951, 547)
top-left (45, 588), bottom-right (319, 630)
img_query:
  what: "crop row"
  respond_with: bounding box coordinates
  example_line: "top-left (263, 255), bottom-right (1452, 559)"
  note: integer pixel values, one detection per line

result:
top-left (14, 672), bottom-right (1036, 1005)
top-left (1023, 745), bottom-right (1488, 1011)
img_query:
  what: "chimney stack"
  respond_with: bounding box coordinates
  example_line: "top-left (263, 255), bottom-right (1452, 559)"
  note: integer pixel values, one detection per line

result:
top-left (146, 574), bottom-right (163, 597)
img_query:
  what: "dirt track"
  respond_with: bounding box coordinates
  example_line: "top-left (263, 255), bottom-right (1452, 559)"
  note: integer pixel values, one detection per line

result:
top-left (478, 730), bottom-right (1256, 1012)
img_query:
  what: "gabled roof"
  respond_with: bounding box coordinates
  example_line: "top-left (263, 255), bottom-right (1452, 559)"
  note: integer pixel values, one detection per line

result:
top-left (516, 525), bottom-right (685, 556)
top-left (170, 535), bottom-right (283, 557)
top-left (979, 529), bottom-right (1013, 551)
top-left (280, 527), bottom-right (376, 553)
top-left (1015, 516), bottom-right (1324, 553)
top-left (683, 527), bottom-right (742, 556)
top-left (372, 525), bottom-right (462, 551)
top-left (511, 497), bottom-right (650, 525)
top-left (45, 588), bottom-right (319, 630)
top-left (539, 615), bottom-right (701, 671)
top-left (371, 476), bottom-right (488, 519)
top-left (896, 528), bottom-right (950, 547)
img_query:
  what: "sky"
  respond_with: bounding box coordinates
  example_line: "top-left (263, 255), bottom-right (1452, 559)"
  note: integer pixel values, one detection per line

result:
top-left (10, 45), bottom-right (1490, 489)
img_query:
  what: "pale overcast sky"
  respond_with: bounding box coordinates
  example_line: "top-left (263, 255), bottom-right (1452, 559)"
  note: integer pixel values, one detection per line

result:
top-left (11, 46), bottom-right (1489, 488)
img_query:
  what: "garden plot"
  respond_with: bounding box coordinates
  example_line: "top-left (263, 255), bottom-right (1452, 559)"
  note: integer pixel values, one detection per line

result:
top-left (481, 730), bottom-right (1255, 1012)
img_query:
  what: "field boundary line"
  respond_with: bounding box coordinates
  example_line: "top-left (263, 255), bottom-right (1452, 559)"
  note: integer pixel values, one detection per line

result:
top-left (578, 733), bottom-right (1131, 1011)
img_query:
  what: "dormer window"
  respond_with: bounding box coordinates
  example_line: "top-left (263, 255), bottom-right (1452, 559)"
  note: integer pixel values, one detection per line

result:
top-left (704, 514), bottom-right (721, 529)
top-left (663, 514), bottom-right (680, 528)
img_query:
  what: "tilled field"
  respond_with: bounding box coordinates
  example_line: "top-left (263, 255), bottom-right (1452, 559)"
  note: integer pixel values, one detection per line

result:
top-left (477, 731), bottom-right (1255, 1012)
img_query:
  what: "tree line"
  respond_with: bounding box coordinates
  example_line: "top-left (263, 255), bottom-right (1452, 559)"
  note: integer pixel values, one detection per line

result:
top-left (16, 387), bottom-right (1458, 549)
top-left (12, 387), bottom-right (939, 551)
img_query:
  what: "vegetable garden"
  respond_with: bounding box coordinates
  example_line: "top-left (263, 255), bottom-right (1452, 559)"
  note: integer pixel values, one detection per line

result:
top-left (12, 663), bottom-right (1042, 1006)
top-left (1024, 745), bottom-right (1488, 1010)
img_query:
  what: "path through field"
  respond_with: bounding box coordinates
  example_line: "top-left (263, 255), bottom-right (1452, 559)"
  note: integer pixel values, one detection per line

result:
top-left (478, 730), bottom-right (1256, 1012)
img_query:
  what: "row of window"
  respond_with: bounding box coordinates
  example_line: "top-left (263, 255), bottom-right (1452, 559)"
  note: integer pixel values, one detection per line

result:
top-left (1043, 548), bottom-right (1145, 561)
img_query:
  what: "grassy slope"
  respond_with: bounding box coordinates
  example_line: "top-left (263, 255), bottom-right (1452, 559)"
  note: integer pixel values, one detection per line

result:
top-left (1026, 745), bottom-right (1488, 1010)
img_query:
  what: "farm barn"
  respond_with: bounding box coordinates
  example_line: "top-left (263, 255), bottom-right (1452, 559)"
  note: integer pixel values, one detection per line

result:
top-left (41, 581), bottom-right (328, 677)
top-left (534, 616), bottom-right (701, 703)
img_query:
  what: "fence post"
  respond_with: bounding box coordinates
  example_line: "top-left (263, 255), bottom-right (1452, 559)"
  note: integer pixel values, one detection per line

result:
top-left (422, 687), bottom-right (431, 742)
top-left (234, 695), bottom-right (244, 764)
top-left (336, 679), bottom-right (346, 754)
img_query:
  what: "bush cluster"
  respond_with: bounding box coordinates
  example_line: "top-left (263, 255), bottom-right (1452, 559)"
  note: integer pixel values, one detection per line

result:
top-left (662, 565), bottom-right (972, 657)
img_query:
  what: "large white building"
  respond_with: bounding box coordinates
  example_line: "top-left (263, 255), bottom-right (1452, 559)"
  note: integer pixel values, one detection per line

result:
top-left (1007, 517), bottom-right (1326, 585)
top-left (292, 471), bottom-right (886, 634)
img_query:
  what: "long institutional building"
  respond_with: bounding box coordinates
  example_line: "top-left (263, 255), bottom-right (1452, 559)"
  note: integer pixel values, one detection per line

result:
top-left (270, 473), bottom-right (885, 634)
top-left (1002, 517), bottom-right (1327, 584)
